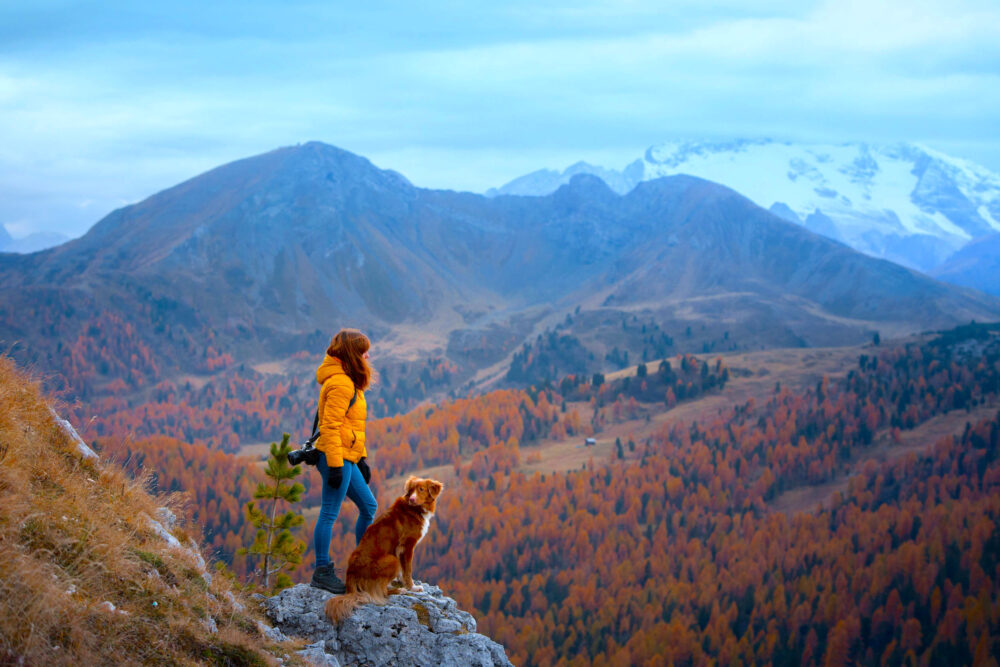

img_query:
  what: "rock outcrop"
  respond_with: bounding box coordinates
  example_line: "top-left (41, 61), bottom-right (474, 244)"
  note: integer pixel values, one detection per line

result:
top-left (264, 582), bottom-right (513, 667)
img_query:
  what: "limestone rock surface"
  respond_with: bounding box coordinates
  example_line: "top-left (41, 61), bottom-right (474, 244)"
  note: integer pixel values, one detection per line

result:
top-left (265, 582), bottom-right (513, 667)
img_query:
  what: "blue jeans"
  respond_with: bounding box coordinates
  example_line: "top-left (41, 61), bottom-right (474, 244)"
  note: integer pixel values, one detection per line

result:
top-left (313, 457), bottom-right (378, 568)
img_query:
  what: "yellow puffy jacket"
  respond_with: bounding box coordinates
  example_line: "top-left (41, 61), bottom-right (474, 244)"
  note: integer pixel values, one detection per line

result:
top-left (315, 355), bottom-right (367, 467)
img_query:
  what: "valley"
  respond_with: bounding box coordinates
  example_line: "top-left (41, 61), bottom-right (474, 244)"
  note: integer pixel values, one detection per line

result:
top-left (51, 291), bottom-right (1000, 667)
top-left (374, 336), bottom-right (980, 512)
top-left (5, 0), bottom-right (1000, 660)
top-left (43, 319), bottom-right (1000, 664)
top-left (4, 140), bottom-right (1000, 665)
top-left (4, 142), bottom-right (998, 426)
top-left (373, 343), bottom-right (865, 485)
top-left (228, 331), bottom-right (996, 530)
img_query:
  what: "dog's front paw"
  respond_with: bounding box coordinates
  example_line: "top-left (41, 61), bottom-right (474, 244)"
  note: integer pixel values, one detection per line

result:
top-left (409, 584), bottom-right (424, 592)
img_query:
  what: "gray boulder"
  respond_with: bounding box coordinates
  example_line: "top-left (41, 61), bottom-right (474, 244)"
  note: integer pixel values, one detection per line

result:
top-left (264, 582), bottom-right (513, 667)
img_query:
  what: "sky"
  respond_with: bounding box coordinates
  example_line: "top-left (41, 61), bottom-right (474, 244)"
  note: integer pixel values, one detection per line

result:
top-left (1, 0), bottom-right (999, 239)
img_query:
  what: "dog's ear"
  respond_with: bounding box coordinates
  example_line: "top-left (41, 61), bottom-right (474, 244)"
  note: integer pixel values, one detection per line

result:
top-left (429, 480), bottom-right (444, 499)
top-left (404, 476), bottom-right (419, 494)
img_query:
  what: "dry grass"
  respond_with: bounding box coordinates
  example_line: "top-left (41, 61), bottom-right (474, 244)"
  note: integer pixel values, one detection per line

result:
top-left (251, 361), bottom-right (288, 376)
top-left (238, 442), bottom-right (275, 461)
top-left (0, 356), bottom-right (303, 666)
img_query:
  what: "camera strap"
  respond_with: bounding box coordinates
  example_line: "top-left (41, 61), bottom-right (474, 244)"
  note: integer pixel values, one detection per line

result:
top-left (307, 388), bottom-right (358, 446)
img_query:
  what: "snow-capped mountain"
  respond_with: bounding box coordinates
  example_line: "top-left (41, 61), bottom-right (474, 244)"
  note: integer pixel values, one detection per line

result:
top-left (488, 140), bottom-right (1000, 273)
top-left (6, 141), bottom-right (999, 392)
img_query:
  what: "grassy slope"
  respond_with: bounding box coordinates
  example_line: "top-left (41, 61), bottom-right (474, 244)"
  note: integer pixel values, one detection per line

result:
top-left (0, 356), bottom-right (300, 666)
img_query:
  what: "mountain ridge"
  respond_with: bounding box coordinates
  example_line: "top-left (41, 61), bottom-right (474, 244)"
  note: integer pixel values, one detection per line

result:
top-left (0, 225), bottom-right (69, 255)
top-left (933, 232), bottom-right (1000, 297)
top-left (489, 138), bottom-right (1000, 273)
top-left (2, 141), bottom-right (998, 403)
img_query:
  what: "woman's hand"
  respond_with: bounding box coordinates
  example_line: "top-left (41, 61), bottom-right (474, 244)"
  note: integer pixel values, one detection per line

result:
top-left (358, 458), bottom-right (372, 484)
top-left (328, 466), bottom-right (344, 489)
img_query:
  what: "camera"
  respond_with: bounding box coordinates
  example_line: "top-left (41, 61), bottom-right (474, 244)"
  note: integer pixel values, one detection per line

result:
top-left (287, 436), bottom-right (321, 466)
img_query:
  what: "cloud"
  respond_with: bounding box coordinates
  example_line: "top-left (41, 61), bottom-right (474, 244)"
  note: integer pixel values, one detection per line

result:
top-left (398, 0), bottom-right (1000, 84)
top-left (0, 0), bottom-right (998, 236)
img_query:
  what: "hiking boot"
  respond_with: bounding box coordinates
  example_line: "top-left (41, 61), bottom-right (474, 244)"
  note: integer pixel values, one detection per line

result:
top-left (311, 564), bottom-right (346, 594)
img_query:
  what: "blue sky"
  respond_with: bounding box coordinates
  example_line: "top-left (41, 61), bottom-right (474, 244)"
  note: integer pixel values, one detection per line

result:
top-left (2, 0), bottom-right (999, 238)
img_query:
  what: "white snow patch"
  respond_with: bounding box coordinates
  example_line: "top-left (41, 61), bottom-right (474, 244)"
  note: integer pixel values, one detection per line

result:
top-left (979, 205), bottom-right (1000, 232)
top-left (641, 141), bottom-right (976, 243)
top-left (509, 139), bottom-right (1000, 270)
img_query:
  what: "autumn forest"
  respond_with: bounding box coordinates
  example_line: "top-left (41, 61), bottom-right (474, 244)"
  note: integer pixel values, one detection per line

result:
top-left (60, 320), bottom-right (1000, 665)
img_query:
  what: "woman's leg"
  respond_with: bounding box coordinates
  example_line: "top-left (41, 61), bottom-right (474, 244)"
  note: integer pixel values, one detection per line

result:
top-left (312, 456), bottom-right (351, 567)
top-left (345, 463), bottom-right (378, 545)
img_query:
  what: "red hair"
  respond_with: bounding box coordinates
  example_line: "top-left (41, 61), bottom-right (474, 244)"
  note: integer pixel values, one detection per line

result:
top-left (327, 329), bottom-right (374, 390)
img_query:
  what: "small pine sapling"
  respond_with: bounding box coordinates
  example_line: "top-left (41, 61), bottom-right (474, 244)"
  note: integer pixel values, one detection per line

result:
top-left (238, 433), bottom-right (307, 592)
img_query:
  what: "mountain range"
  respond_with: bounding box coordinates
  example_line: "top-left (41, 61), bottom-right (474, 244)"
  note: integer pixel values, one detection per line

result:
top-left (1, 141), bottom-right (998, 395)
top-left (0, 226), bottom-right (70, 254)
top-left (488, 139), bottom-right (1000, 280)
top-left (933, 232), bottom-right (1000, 297)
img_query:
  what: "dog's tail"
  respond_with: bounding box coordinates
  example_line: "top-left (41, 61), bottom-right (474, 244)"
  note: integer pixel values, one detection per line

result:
top-left (325, 591), bottom-right (368, 623)
top-left (325, 579), bottom-right (390, 623)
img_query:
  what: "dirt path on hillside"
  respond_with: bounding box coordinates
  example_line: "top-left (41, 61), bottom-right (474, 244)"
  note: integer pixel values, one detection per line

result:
top-left (769, 399), bottom-right (1000, 516)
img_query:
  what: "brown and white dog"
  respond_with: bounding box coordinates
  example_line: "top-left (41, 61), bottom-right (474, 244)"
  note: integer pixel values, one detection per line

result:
top-left (325, 476), bottom-right (444, 623)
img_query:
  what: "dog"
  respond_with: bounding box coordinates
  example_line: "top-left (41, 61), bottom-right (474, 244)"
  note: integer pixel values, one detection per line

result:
top-left (325, 475), bottom-right (444, 623)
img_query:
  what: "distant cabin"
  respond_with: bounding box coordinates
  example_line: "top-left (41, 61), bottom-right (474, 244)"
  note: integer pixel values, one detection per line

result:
top-left (584, 438), bottom-right (597, 446)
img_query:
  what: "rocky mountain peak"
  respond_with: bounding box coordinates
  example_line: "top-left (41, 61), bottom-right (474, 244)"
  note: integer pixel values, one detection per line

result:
top-left (22, 142), bottom-right (420, 279)
top-left (553, 172), bottom-right (619, 203)
top-left (272, 141), bottom-right (414, 193)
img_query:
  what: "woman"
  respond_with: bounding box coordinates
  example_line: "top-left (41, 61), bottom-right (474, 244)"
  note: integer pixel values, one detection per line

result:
top-left (310, 328), bottom-right (378, 594)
